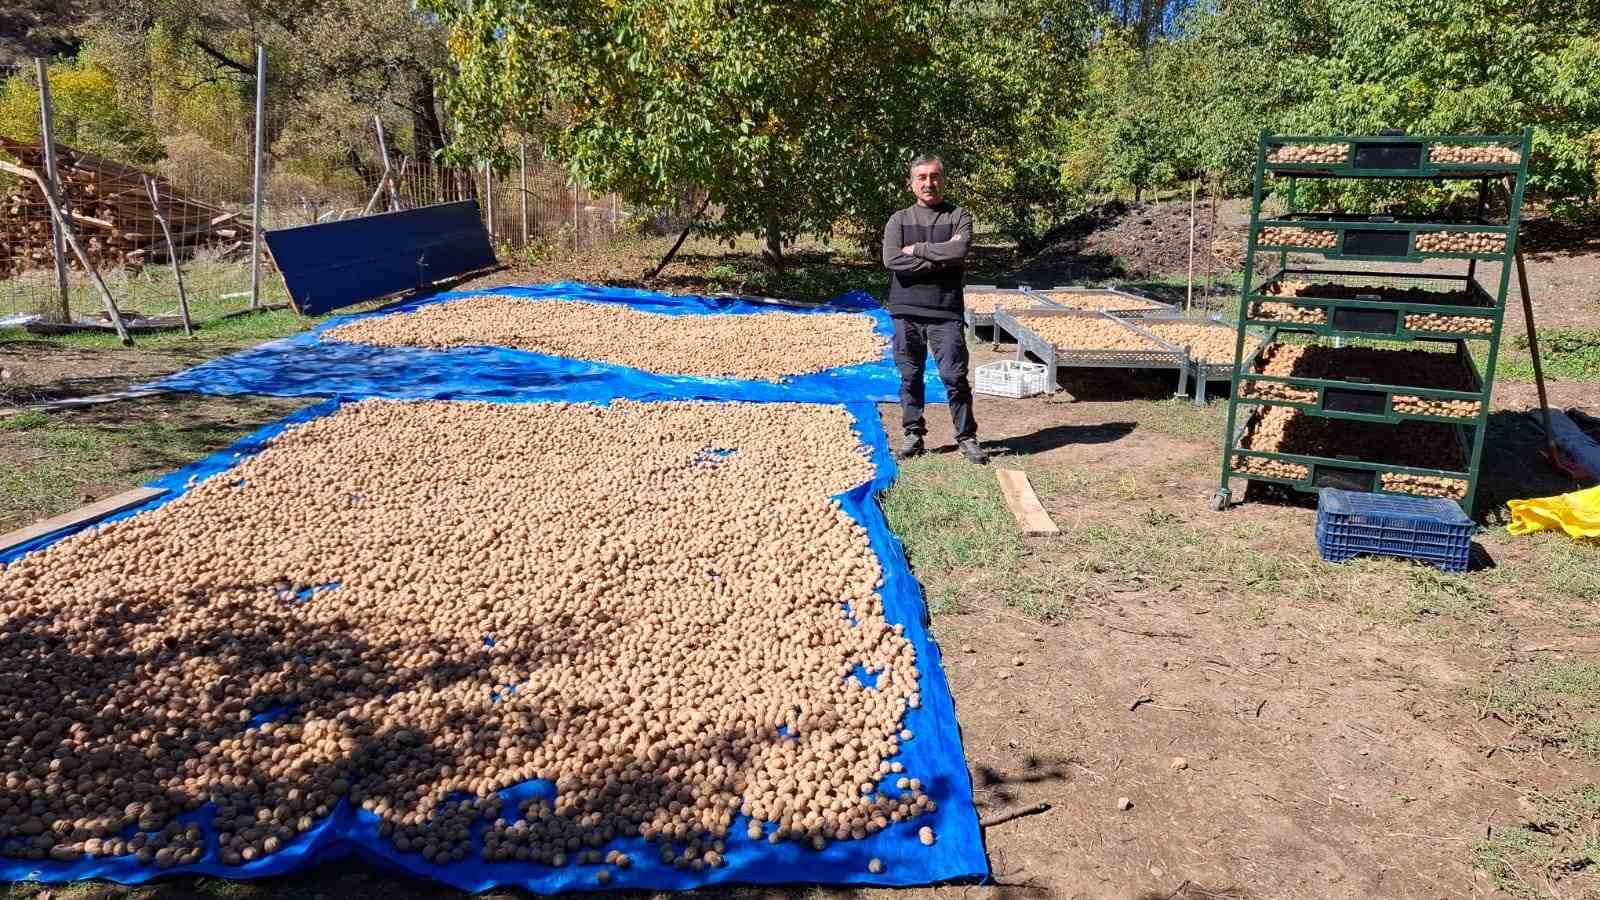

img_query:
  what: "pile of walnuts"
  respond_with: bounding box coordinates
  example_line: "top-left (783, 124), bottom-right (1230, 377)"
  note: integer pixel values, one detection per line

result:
top-left (1414, 231), bottom-right (1507, 255)
top-left (323, 296), bottom-right (886, 382)
top-left (1428, 144), bottom-right (1521, 165)
top-left (1033, 291), bottom-right (1167, 313)
top-left (0, 399), bottom-right (941, 879)
top-left (1266, 143), bottom-right (1349, 165)
top-left (1258, 227), bottom-right (1339, 250)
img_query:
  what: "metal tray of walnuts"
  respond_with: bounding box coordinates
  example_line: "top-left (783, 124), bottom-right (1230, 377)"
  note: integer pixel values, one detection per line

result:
top-left (1253, 214), bottom-right (1512, 263)
top-left (962, 285), bottom-right (1045, 336)
top-left (1262, 131), bottom-right (1530, 180)
top-left (1020, 286), bottom-right (1177, 318)
top-left (1235, 333), bottom-right (1487, 426)
top-left (1244, 268), bottom-right (1500, 342)
top-left (1228, 405), bottom-right (1474, 503)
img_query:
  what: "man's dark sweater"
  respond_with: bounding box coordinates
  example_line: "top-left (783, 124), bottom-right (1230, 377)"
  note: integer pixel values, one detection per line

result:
top-left (881, 201), bottom-right (974, 320)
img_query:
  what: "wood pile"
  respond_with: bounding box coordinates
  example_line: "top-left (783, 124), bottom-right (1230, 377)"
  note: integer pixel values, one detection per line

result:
top-left (0, 136), bottom-right (251, 278)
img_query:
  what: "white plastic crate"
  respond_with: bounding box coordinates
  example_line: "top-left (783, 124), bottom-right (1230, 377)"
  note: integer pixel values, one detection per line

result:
top-left (974, 360), bottom-right (1049, 398)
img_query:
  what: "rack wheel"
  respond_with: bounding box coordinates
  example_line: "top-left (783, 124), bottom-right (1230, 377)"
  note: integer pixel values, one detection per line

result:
top-left (1209, 490), bottom-right (1231, 512)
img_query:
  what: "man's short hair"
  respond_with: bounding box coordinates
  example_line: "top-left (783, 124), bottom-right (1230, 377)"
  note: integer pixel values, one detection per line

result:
top-left (909, 154), bottom-right (945, 175)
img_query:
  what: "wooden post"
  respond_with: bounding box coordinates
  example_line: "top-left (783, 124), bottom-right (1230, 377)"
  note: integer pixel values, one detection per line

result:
top-left (248, 45), bottom-right (266, 310)
top-left (5, 162), bottom-right (131, 343)
top-left (519, 143), bottom-right (529, 247)
top-left (387, 155), bottom-right (404, 211)
top-left (1186, 178), bottom-right (1197, 311)
top-left (362, 116), bottom-right (392, 215)
top-left (143, 176), bottom-right (192, 336)
top-left (34, 59), bottom-right (70, 323)
top-left (572, 180), bottom-right (580, 250)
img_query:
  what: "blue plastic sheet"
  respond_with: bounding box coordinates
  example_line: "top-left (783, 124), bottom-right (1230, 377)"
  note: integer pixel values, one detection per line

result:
top-left (141, 283), bottom-right (948, 406)
top-left (0, 398), bottom-right (986, 892)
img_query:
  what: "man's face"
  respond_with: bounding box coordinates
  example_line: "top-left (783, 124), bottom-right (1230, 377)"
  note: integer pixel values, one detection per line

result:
top-left (909, 161), bottom-right (945, 206)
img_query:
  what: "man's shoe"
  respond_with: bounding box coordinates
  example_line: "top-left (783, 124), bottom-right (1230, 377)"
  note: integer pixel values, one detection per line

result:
top-left (896, 436), bottom-right (925, 460)
top-left (958, 438), bottom-right (989, 465)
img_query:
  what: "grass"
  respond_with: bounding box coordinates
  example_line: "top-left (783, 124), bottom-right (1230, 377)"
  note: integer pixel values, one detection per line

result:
top-left (1497, 327), bottom-right (1600, 382)
top-left (0, 397), bottom-right (303, 531)
top-left (881, 451), bottom-right (1072, 619)
top-left (0, 299), bottom-right (392, 352)
top-left (1466, 661), bottom-right (1600, 759)
top-left (0, 251), bottom-right (292, 323)
top-left (1119, 396), bottom-right (1229, 444)
top-left (1474, 784), bottom-right (1600, 899)
top-left (883, 443), bottom-right (1527, 636)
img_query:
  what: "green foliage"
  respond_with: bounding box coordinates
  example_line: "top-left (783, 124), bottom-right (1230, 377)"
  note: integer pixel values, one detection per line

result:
top-left (1145, 0), bottom-right (1600, 204)
top-left (912, 1), bottom-right (1098, 245)
top-left (0, 57), bottom-right (160, 163)
top-left (429, 0), bottom-right (1101, 261)
top-left (432, 0), bottom-right (943, 265)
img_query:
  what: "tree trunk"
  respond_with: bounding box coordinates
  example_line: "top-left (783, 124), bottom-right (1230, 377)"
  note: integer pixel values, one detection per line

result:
top-left (1134, 185), bottom-right (1143, 203)
top-left (645, 192), bottom-right (711, 280)
top-left (411, 70), bottom-right (447, 202)
top-left (761, 215), bottom-right (784, 277)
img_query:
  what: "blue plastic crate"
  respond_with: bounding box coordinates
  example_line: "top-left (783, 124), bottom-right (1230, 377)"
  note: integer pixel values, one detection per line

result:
top-left (1315, 487), bottom-right (1474, 573)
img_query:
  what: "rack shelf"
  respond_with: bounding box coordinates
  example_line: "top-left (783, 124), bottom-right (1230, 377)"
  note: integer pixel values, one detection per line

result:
top-left (1214, 128), bottom-right (1533, 516)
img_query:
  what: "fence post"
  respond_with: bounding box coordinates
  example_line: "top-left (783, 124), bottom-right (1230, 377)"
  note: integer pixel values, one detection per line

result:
top-left (519, 143), bottom-right (529, 247)
top-left (484, 161), bottom-right (495, 243)
top-left (362, 116), bottom-right (393, 215)
top-left (248, 45), bottom-right (267, 311)
top-left (572, 180), bottom-right (580, 251)
top-left (34, 59), bottom-right (70, 323)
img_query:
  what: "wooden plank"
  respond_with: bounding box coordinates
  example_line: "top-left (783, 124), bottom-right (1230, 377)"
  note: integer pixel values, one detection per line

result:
top-left (995, 469), bottom-right (1060, 536)
top-left (0, 486), bottom-right (167, 554)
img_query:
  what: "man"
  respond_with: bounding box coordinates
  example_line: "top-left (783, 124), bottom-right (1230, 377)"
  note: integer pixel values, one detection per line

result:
top-left (882, 154), bottom-right (988, 464)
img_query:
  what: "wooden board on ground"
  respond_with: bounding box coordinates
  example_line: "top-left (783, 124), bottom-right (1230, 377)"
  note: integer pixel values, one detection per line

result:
top-left (996, 468), bottom-right (1060, 536)
top-left (0, 486), bottom-right (168, 555)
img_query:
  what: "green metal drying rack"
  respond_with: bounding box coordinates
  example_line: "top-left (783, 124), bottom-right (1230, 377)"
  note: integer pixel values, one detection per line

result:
top-left (1212, 129), bottom-right (1535, 516)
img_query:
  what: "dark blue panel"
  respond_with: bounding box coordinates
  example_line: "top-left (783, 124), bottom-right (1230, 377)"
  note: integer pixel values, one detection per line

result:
top-left (265, 201), bottom-right (498, 315)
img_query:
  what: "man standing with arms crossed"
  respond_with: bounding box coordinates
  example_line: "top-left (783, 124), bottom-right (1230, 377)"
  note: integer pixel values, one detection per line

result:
top-left (882, 154), bottom-right (987, 464)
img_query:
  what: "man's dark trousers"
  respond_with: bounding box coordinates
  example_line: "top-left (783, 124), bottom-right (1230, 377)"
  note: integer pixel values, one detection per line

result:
top-left (893, 314), bottom-right (977, 442)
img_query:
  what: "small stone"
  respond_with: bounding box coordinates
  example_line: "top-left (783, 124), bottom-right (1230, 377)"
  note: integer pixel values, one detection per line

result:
top-left (998, 671), bottom-right (1012, 680)
top-left (1012, 656), bottom-right (1024, 667)
top-left (1116, 797), bottom-right (1133, 811)
top-left (596, 869), bottom-right (611, 885)
top-left (1170, 757), bottom-right (1188, 770)
top-left (868, 857), bottom-right (884, 874)
top-left (917, 826), bottom-right (935, 846)
top-left (961, 644), bottom-right (975, 654)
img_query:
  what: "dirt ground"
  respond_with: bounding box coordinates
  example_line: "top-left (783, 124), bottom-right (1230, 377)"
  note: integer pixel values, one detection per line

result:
top-left (869, 343), bottom-right (1600, 900)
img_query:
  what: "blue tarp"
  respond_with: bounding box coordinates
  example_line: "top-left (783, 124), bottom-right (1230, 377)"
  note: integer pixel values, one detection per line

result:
top-left (141, 283), bottom-right (949, 406)
top-left (0, 395), bottom-right (986, 892)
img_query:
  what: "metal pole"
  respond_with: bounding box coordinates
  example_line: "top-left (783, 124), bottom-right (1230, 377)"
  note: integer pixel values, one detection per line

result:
top-left (519, 143), bottom-right (529, 247)
top-left (35, 59), bottom-right (69, 323)
top-left (1186, 178), bottom-right (1197, 311)
top-left (248, 45), bottom-right (266, 310)
top-left (484, 160), bottom-right (495, 242)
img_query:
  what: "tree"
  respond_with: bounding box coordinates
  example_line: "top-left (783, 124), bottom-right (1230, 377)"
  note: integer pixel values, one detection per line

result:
top-left (81, 0), bottom-right (452, 183)
top-left (0, 56), bottom-right (161, 163)
top-left (913, 0), bottom-right (1098, 248)
top-left (430, 0), bottom-right (948, 277)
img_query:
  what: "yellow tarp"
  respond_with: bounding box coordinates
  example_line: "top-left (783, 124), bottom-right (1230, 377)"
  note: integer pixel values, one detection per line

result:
top-left (1507, 484), bottom-right (1600, 538)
